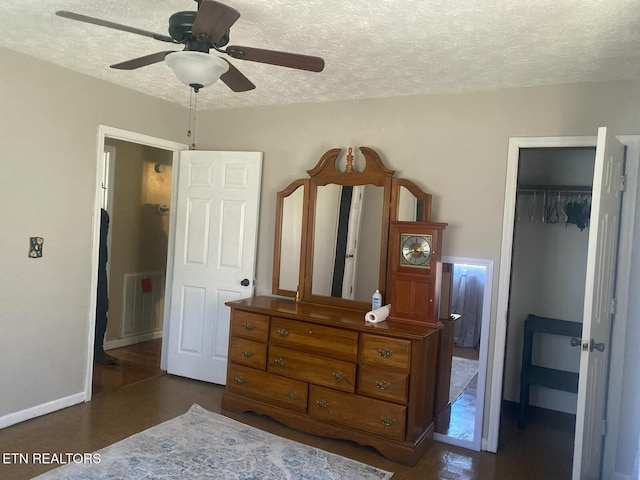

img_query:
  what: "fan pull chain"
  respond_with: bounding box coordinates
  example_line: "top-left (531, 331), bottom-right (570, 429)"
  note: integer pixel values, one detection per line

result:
top-left (187, 88), bottom-right (198, 150)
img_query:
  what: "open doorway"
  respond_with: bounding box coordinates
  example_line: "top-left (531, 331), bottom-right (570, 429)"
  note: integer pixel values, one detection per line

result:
top-left (93, 139), bottom-right (174, 394)
top-left (102, 139), bottom-right (172, 349)
top-left (502, 147), bottom-right (595, 430)
top-left (87, 126), bottom-right (187, 398)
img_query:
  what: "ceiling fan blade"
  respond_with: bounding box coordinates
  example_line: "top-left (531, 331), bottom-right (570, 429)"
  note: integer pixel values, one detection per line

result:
top-left (192, 0), bottom-right (240, 45)
top-left (220, 60), bottom-right (256, 92)
top-left (56, 11), bottom-right (176, 43)
top-left (110, 51), bottom-right (176, 70)
top-left (226, 46), bottom-right (325, 72)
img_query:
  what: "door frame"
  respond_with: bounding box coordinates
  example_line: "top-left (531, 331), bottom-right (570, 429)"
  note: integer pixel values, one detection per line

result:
top-left (485, 134), bottom-right (640, 462)
top-left (84, 125), bottom-right (187, 401)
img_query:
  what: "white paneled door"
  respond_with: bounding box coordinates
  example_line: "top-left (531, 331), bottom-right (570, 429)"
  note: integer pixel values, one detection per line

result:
top-left (573, 128), bottom-right (625, 479)
top-left (167, 150), bottom-right (262, 384)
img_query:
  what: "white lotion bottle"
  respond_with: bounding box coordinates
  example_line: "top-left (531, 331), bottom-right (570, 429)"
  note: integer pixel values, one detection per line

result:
top-left (372, 290), bottom-right (383, 310)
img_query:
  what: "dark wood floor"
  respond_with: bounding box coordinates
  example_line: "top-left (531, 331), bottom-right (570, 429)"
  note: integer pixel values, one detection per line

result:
top-left (92, 338), bottom-right (164, 395)
top-left (0, 342), bottom-right (575, 480)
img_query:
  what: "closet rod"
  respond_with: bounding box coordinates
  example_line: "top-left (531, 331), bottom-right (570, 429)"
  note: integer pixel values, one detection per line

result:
top-left (517, 184), bottom-right (592, 195)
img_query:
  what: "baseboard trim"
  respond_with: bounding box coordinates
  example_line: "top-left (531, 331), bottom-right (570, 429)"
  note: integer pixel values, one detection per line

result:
top-left (104, 331), bottom-right (162, 351)
top-left (0, 392), bottom-right (85, 430)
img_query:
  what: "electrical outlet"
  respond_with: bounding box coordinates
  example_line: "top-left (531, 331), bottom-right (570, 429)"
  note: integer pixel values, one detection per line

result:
top-left (29, 237), bottom-right (44, 258)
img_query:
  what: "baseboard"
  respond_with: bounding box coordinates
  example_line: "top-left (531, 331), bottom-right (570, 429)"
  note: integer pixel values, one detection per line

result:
top-left (104, 331), bottom-right (162, 350)
top-left (0, 392), bottom-right (85, 430)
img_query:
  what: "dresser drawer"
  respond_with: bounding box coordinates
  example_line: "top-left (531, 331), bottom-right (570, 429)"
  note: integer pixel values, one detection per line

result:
top-left (230, 310), bottom-right (270, 342)
top-left (227, 364), bottom-right (308, 413)
top-left (360, 334), bottom-right (411, 371)
top-left (357, 366), bottom-right (409, 404)
top-left (270, 317), bottom-right (358, 362)
top-left (229, 337), bottom-right (267, 370)
top-left (309, 385), bottom-right (406, 440)
top-left (268, 346), bottom-right (356, 393)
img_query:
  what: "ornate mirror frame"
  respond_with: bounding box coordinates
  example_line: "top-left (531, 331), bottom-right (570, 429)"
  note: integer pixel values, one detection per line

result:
top-left (272, 146), bottom-right (432, 310)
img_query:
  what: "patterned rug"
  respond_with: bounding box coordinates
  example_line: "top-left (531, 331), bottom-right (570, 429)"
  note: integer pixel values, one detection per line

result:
top-left (449, 356), bottom-right (479, 404)
top-left (33, 404), bottom-right (393, 480)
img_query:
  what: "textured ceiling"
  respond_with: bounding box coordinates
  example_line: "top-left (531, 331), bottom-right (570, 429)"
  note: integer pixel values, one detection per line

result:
top-left (2, 0), bottom-right (640, 110)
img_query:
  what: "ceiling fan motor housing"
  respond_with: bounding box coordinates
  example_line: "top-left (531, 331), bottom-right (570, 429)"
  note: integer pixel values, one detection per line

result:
top-left (168, 11), bottom-right (198, 43)
top-left (168, 11), bottom-right (229, 48)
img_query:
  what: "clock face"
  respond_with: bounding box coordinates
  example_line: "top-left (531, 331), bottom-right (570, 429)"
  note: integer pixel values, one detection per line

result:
top-left (400, 234), bottom-right (432, 268)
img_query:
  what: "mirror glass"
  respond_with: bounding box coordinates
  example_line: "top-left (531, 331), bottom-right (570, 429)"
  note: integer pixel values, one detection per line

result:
top-left (278, 185), bottom-right (304, 292)
top-left (434, 257), bottom-right (492, 452)
top-left (311, 183), bottom-right (384, 302)
top-left (397, 186), bottom-right (424, 222)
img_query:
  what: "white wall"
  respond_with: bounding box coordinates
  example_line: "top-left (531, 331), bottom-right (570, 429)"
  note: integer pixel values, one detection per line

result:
top-left (0, 48), bottom-right (187, 419)
top-left (616, 189), bottom-right (640, 475)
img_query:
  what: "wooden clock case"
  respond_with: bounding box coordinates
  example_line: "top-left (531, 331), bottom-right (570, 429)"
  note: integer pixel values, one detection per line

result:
top-left (387, 221), bottom-right (448, 328)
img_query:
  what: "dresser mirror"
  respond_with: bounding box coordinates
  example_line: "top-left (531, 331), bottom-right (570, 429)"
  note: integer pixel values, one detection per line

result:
top-left (272, 179), bottom-right (308, 297)
top-left (272, 147), bottom-right (432, 309)
top-left (310, 183), bottom-right (385, 302)
top-left (393, 179), bottom-right (432, 222)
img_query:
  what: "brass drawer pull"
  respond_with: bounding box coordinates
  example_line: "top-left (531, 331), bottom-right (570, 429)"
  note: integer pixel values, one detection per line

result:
top-left (240, 350), bottom-right (253, 358)
top-left (286, 391), bottom-right (299, 400)
top-left (376, 380), bottom-right (391, 390)
top-left (234, 376), bottom-right (245, 385)
top-left (316, 399), bottom-right (328, 409)
top-left (276, 328), bottom-right (289, 337)
top-left (274, 357), bottom-right (287, 367)
top-left (381, 416), bottom-right (395, 427)
top-left (377, 347), bottom-right (393, 358)
top-left (244, 323), bottom-right (256, 331)
top-left (332, 371), bottom-right (346, 382)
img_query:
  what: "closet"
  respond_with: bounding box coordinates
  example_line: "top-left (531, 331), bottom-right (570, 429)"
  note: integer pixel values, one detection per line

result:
top-left (504, 147), bottom-right (596, 418)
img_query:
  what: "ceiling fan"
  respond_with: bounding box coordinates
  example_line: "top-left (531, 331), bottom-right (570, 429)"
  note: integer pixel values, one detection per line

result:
top-left (56, 0), bottom-right (325, 93)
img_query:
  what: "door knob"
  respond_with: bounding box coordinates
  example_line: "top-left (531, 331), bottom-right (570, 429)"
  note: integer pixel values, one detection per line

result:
top-left (590, 339), bottom-right (605, 352)
top-left (240, 278), bottom-right (250, 287)
top-left (570, 338), bottom-right (581, 347)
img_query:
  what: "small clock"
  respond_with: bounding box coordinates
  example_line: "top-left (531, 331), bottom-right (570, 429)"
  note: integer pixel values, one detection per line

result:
top-left (387, 221), bottom-right (447, 327)
top-left (400, 234), bottom-right (432, 268)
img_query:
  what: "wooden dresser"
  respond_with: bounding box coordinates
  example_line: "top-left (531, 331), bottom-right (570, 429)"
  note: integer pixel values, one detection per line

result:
top-left (221, 295), bottom-right (440, 466)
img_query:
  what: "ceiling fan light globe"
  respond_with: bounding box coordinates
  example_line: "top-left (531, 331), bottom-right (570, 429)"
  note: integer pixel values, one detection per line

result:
top-left (165, 51), bottom-right (229, 89)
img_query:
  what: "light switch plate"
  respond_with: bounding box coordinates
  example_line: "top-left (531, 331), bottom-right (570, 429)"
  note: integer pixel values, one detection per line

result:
top-left (29, 237), bottom-right (44, 258)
